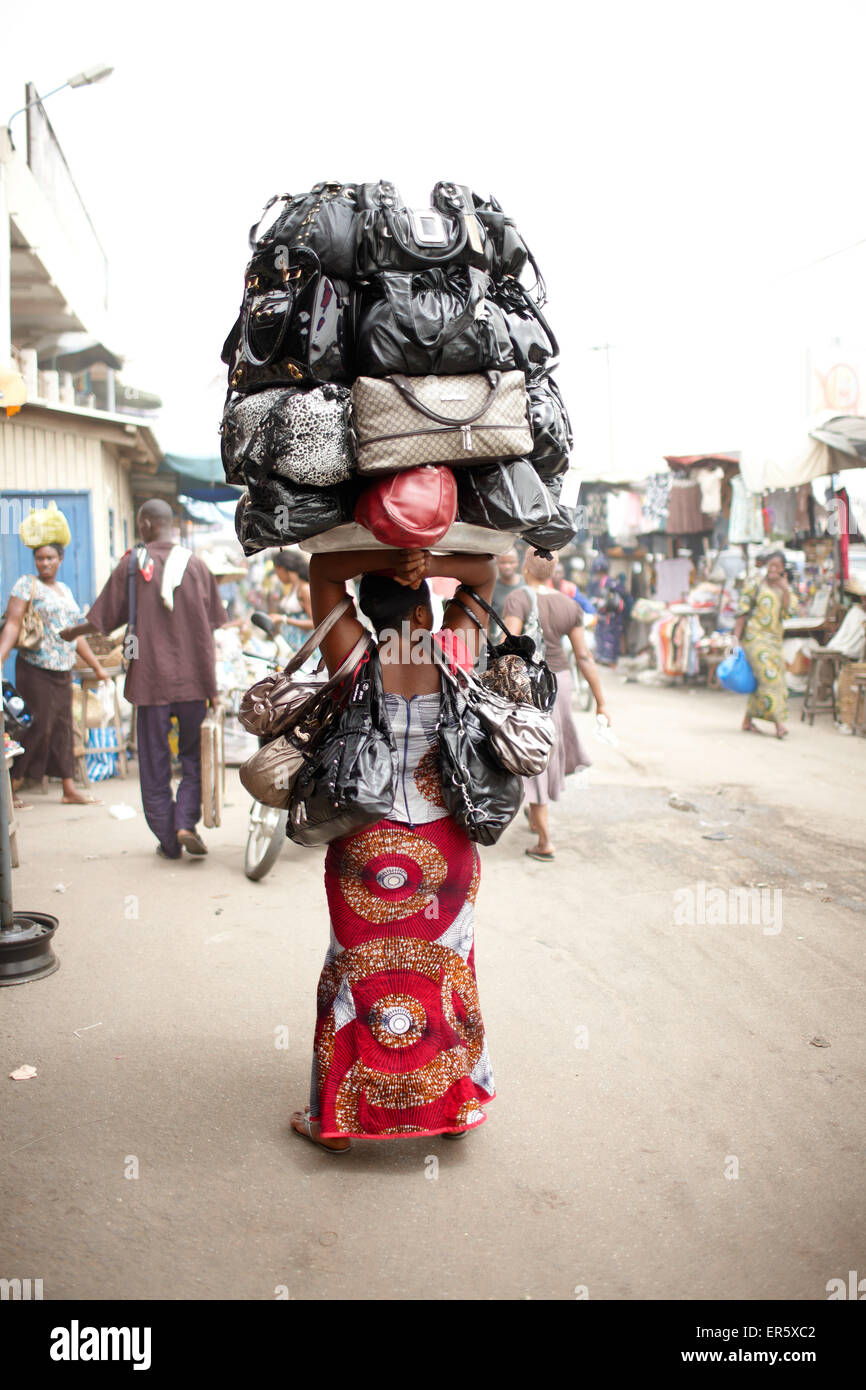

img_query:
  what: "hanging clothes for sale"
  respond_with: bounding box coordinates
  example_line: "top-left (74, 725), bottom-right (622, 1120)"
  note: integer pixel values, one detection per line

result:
top-left (728, 474), bottom-right (764, 544)
top-left (835, 488), bottom-right (850, 579)
top-left (666, 474), bottom-right (707, 534)
top-left (655, 557), bottom-right (693, 604)
top-left (586, 490), bottom-right (608, 538)
top-left (764, 489), bottom-right (798, 540)
top-left (650, 613), bottom-right (702, 676)
top-left (642, 473), bottom-right (671, 532)
top-left (696, 466), bottom-right (724, 516)
top-left (795, 483), bottom-right (811, 534)
top-left (606, 489), bottom-right (643, 542)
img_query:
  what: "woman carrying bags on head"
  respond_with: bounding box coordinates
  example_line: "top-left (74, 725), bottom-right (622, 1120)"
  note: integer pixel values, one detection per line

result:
top-left (0, 532), bottom-right (109, 808)
top-left (290, 546), bottom-right (499, 1154)
top-left (503, 550), bottom-right (609, 862)
top-left (732, 551), bottom-right (790, 739)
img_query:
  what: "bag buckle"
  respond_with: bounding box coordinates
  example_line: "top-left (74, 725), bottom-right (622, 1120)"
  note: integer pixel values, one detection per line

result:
top-left (409, 209), bottom-right (450, 247)
top-left (461, 426), bottom-right (473, 451)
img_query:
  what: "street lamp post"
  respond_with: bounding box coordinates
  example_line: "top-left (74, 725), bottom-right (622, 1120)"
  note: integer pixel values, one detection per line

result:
top-left (6, 64), bottom-right (114, 143)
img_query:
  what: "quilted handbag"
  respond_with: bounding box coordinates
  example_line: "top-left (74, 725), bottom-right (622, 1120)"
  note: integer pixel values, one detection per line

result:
top-left (354, 465), bottom-right (457, 547)
top-left (249, 182), bottom-right (360, 280)
top-left (355, 180), bottom-right (488, 274)
top-left (355, 267), bottom-right (515, 377)
top-left (220, 383), bottom-right (354, 486)
top-left (221, 245), bottom-right (356, 392)
top-left (353, 370), bottom-right (532, 475)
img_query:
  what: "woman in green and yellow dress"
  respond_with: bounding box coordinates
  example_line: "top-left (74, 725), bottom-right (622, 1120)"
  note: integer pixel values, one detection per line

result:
top-left (732, 552), bottom-right (790, 739)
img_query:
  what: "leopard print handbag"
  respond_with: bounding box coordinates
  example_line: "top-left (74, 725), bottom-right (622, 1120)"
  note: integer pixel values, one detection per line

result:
top-left (221, 382), bottom-right (354, 487)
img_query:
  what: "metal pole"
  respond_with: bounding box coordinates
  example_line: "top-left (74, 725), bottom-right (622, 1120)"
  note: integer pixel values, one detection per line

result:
top-left (0, 706), bottom-right (14, 929)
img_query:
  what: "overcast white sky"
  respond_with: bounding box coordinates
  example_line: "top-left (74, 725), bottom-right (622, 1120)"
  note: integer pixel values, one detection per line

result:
top-left (4, 0), bottom-right (866, 478)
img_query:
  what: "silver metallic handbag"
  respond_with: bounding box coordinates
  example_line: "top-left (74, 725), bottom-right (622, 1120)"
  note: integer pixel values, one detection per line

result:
top-left (221, 382), bottom-right (354, 486)
top-left (239, 598), bottom-right (368, 739)
top-left (352, 369), bottom-right (532, 475)
top-left (429, 641), bottom-right (554, 777)
top-left (239, 600), bottom-right (373, 806)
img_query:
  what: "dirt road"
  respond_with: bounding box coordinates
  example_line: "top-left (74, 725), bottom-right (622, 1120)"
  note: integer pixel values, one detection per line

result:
top-left (1, 679), bottom-right (863, 1300)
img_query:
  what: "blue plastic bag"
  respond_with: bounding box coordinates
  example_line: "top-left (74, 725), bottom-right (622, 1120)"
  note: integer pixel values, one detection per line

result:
top-left (717, 647), bottom-right (757, 694)
top-left (85, 726), bottom-right (119, 781)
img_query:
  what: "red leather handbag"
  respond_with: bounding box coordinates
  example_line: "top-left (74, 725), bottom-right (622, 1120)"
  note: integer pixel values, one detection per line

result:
top-left (354, 464), bottom-right (457, 547)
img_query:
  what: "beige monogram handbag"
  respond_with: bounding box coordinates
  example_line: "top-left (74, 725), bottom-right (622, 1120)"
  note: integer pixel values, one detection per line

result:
top-left (352, 369), bottom-right (533, 475)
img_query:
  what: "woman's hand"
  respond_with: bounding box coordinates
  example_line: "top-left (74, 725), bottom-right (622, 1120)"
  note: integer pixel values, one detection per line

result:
top-left (393, 549), bottom-right (430, 589)
top-left (94, 665), bottom-right (110, 683)
top-left (596, 703), bottom-right (612, 725)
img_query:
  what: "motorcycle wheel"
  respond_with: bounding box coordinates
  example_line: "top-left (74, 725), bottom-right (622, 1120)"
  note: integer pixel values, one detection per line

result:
top-left (244, 801), bottom-right (288, 881)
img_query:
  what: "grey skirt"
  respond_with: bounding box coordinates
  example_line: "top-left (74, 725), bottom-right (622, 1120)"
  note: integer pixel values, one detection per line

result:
top-left (523, 667), bottom-right (591, 805)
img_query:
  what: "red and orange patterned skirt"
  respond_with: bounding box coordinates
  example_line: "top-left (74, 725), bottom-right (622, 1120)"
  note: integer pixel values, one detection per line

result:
top-left (310, 815), bottom-right (496, 1139)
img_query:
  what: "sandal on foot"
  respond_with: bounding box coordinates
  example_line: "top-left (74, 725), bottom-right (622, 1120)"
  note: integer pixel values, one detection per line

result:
top-left (525, 847), bottom-right (555, 862)
top-left (177, 828), bottom-right (208, 855)
top-left (442, 1129), bottom-right (469, 1140)
top-left (290, 1108), bottom-right (352, 1154)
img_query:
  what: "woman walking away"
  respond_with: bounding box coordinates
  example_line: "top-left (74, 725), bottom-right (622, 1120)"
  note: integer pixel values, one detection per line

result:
top-left (503, 551), bottom-right (609, 862)
top-left (290, 547), bottom-right (498, 1153)
top-left (0, 542), bottom-right (109, 807)
top-left (733, 552), bottom-right (790, 739)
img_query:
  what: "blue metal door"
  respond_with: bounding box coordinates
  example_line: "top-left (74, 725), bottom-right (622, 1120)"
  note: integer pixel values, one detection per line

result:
top-left (1, 490), bottom-right (95, 685)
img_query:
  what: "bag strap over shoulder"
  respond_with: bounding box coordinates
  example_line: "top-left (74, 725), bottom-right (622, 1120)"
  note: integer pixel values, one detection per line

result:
top-left (455, 585), bottom-right (510, 638)
top-left (389, 371), bottom-right (501, 426)
top-left (279, 595), bottom-right (353, 676)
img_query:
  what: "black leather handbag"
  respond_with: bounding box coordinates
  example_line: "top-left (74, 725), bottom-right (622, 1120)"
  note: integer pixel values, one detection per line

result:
top-left (249, 183), bottom-right (360, 280)
top-left (436, 658), bottom-right (523, 846)
top-left (356, 267), bottom-right (515, 377)
top-left (456, 458), bottom-right (569, 535)
top-left (221, 245), bottom-right (356, 392)
top-left (526, 375), bottom-right (573, 480)
top-left (435, 187), bottom-right (547, 305)
top-left (235, 476), bottom-right (359, 554)
top-left (492, 278), bottom-right (560, 379)
top-left (521, 502), bottom-right (581, 554)
top-left (287, 648), bottom-right (397, 847)
top-left (355, 180), bottom-right (489, 275)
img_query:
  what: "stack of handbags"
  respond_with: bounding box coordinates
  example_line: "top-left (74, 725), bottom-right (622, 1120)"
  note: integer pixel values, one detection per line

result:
top-left (219, 178), bottom-right (578, 554)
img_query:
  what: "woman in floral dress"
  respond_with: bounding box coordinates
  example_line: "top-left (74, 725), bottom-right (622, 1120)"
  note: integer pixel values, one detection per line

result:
top-left (0, 542), bottom-right (108, 804)
top-left (733, 552), bottom-right (790, 738)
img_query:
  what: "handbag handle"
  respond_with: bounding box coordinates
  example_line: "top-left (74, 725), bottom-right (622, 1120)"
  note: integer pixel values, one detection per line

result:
top-left (239, 246), bottom-right (320, 368)
top-left (453, 585), bottom-right (511, 639)
top-left (388, 371), bottom-right (502, 426)
top-left (501, 279), bottom-right (560, 369)
top-left (381, 268), bottom-right (486, 350)
top-left (278, 595), bottom-right (353, 677)
top-left (382, 206), bottom-right (469, 266)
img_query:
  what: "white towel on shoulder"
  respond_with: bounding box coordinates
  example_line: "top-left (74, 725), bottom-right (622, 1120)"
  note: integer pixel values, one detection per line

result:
top-left (160, 545), bottom-right (192, 611)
